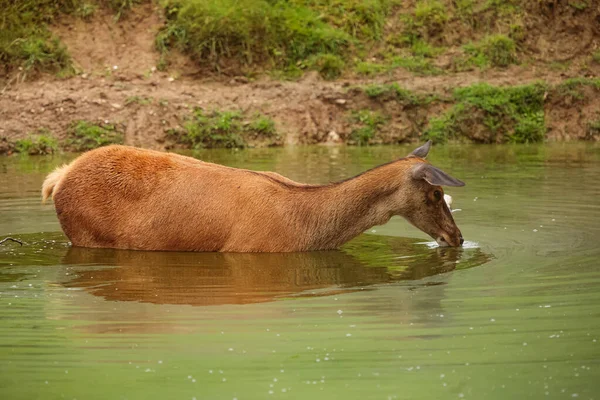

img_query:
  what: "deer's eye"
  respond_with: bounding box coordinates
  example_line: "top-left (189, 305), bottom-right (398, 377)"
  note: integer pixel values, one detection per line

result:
top-left (433, 190), bottom-right (442, 201)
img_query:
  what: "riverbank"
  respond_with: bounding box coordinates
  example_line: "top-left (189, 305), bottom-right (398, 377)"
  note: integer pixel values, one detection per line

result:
top-left (1, 0), bottom-right (599, 154)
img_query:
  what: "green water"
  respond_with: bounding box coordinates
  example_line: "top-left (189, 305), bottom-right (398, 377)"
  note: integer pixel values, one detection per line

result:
top-left (1, 144), bottom-right (599, 399)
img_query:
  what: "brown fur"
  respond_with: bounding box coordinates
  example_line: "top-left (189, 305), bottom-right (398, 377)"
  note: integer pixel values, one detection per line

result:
top-left (42, 145), bottom-right (463, 252)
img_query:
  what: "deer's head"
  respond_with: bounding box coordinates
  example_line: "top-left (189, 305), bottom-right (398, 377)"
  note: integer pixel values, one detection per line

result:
top-left (396, 141), bottom-right (465, 247)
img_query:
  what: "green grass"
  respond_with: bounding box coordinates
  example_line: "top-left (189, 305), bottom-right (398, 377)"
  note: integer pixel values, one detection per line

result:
top-left (304, 53), bottom-right (345, 80)
top-left (362, 83), bottom-right (436, 106)
top-left (156, 0), bottom-right (352, 72)
top-left (587, 118), bottom-right (600, 139)
top-left (168, 109), bottom-right (280, 149)
top-left (14, 129), bottom-right (58, 155)
top-left (553, 77), bottom-right (600, 101)
top-left (355, 56), bottom-right (442, 77)
top-left (424, 82), bottom-right (547, 143)
top-left (413, 0), bottom-right (448, 35)
top-left (349, 109), bottom-right (387, 145)
top-left (65, 121), bottom-right (124, 151)
top-left (0, 0), bottom-right (78, 78)
top-left (463, 34), bottom-right (518, 69)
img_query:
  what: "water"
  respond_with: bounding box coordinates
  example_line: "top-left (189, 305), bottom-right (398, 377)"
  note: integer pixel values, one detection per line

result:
top-left (1, 144), bottom-right (599, 399)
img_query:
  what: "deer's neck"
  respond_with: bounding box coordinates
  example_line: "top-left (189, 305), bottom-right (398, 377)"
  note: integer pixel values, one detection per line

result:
top-left (292, 163), bottom-right (408, 250)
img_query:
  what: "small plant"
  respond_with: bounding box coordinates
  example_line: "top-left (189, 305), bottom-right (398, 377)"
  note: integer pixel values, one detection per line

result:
top-left (569, 1), bottom-right (589, 11)
top-left (349, 109), bottom-right (387, 145)
top-left (354, 61), bottom-right (390, 76)
top-left (414, 1), bottom-right (448, 34)
top-left (66, 121), bottom-right (124, 151)
top-left (14, 130), bottom-right (58, 155)
top-left (587, 118), bottom-right (600, 139)
top-left (464, 34), bottom-right (518, 68)
top-left (76, 2), bottom-right (98, 20)
top-left (168, 109), bottom-right (280, 149)
top-left (363, 83), bottom-right (425, 105)
top-left (512, 112), bottom-right (546, 143)
top-left (306, 53), bottom-right (345, 80)
top-left (592, 50), bottom-right (600, 64)
top-left (554, 77), bottom-right (600, 103)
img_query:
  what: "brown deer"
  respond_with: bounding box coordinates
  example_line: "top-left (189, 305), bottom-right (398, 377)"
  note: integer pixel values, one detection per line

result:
top-left (42, 141), bottom-right (465, 252)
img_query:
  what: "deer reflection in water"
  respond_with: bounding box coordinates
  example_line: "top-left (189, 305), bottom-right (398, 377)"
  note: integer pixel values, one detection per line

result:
top-left (63, 235), bottom-right (491, 307)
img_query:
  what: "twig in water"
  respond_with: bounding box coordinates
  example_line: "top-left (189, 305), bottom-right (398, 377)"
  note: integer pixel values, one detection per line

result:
top-left (0, 237), bottom-right (23, 246)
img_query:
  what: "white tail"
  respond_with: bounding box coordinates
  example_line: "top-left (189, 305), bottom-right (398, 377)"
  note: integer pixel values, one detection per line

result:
top-left (42, 164), bottom-right (70, 203)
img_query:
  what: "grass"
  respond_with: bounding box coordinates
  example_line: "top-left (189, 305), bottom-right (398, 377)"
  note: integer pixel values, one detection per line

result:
top-left (14, 129), bottom-right (58, 155)
top-left (355, 55), bottom-right (442, 77)
top-left (305, 53), bottom-right (345, 80)
top-left (362, 83), bottom-right (436, 106)
top-left (167, 109), bottom-right (280, 149)
top-left (588, 118), bottom-right (600, 139)
top-left (462, 34), bottom-right (518, 69)
top-left (553, 77), bottom-right (600, 102)
top-left (592, 50), bottom-right (600, 64)
top-left (156, 0), bottom-right (352, 72)
top-left (424, 82), bottom-right (547, 143)
top-left (0, 0), bottom-right (142, 79)
top-left (0, 0), bottom-right (78, 78)
top-left (349, 109), bottom-right (387, 145)
top-left (65, 121), bottom-right (124, 151)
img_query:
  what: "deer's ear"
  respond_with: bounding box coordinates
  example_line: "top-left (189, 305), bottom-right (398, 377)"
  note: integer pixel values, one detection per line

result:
top-left (412, 163), bottom-right (465, 187)
top-left (408, 140), bottom-right (431, 159)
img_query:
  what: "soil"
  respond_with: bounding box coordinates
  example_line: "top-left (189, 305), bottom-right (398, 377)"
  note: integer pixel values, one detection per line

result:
top-left (0, 2), bottom-right (599, 153)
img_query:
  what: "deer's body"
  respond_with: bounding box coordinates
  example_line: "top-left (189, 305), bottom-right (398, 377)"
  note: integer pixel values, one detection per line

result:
top-left (43, 144), bottom-right (464, 252)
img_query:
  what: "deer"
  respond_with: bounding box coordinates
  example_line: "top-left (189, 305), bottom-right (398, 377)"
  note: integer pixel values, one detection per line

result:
top-left (41, 141), bottom-right (465, 252)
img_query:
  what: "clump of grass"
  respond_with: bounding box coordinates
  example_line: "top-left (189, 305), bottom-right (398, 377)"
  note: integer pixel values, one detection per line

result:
top-left (349, 109), bottom-right (387, 145)
top-left (463, 34), bottom-right (518, 68)
top-left (355, 56), bottom-right (442, 77)
top-left (0, 0), bottom-right (78, 78)
top-left (413, 0), bottom-right (448, 35)
top-left (568, 1), bottom-right (589, 11)
top-left (14, 129), bottom-right (58, 155)
top-left (305, 53), bottom-right (345, 80)
top-left (156, 0), bottom-right (351, 72)
top-left (425, 82), bottom-right (547, 143)
top-left (587, 118), bottom-right (600, 139)
top-left (66, 121), bottom-right (124, 151)
top-left (363, 83), bottom-right (432, 106)
top-left (75, 2), bottom-right (97, 20)
top-left (300, 0), bottom-right (394, 40)
top-left (553, 77), bottom-right (600, 102)
top-left (168, 109), bottom-right (280, 149)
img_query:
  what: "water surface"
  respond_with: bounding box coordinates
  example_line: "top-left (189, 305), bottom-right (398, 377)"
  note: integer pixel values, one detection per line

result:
top-left (1, 144), bottom-right (599, 399)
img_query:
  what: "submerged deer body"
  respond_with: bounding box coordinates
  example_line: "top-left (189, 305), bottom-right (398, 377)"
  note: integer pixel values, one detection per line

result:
top-left (42, 142), bottom-right (465, 252)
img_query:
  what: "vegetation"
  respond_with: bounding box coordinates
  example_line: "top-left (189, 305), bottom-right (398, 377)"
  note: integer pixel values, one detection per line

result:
top-left (65, 121), bottom-right (124, 151)
top-left (362, 83), bottom-right (437, 106)
top-left (462, 34), bottom-right (518, 69)
top-left (553, 77), bottom-right (600, 103)
top-left (349, 109), bottom-right (387, 145)
top-left (424, 82), bottom-right (547, 143)
top-left (587, 118), bottom-right (600, 139)
top-left (14, 129), bottom-right (58, 155)
top-left (167, 109), bottom-right (280, 149)
top-left (0, 0), bottom-right (77, 78)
